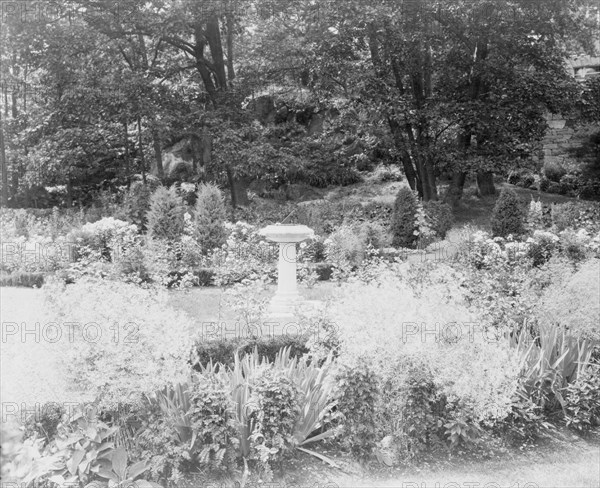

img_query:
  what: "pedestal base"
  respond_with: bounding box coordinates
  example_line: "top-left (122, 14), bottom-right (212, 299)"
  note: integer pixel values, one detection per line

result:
top-left (264, 298), bottom-right (325, 335)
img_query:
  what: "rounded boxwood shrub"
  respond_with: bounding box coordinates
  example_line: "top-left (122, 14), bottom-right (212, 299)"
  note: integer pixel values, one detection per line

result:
top-left (519, 174), bottom-right (535, 189)
top-left (491, 188), bottom-right (525, 237)
top-left (147, 186), bottom-right (185, 241)
top-left (539, 176), bottom-right (550, 192)
top-left (546, 181), bottom-right (562, 194)
top-left (544, 162), bottom-right (567, 183)
top-left (391, 186), bottom-right (418, 248)
top-left (579, 181), bottom-right (600, 201)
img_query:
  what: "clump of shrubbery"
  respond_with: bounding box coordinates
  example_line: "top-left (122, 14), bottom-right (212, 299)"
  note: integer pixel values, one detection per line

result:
top-left (491, 188), bottom-right (525, 237)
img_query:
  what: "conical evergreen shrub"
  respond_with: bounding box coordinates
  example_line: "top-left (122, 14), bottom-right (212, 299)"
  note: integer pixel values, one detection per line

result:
top-left (491, 188), bottom-right (525, 237)
top-left (146, 186), bottom-right (185, 240)
top-left (193, 183), bottom-right (228, 253)
top-left (391, 186), bottom-right (418, 248)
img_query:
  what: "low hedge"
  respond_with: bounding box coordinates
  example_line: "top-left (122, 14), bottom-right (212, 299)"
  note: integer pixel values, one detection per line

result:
top-left (190, 335), bottom-right (310, 371)
top-left (0, 271), bottom-right (46, 288)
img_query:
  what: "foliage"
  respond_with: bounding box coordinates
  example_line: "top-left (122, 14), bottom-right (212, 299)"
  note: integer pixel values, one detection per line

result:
top-left (511, 321), bottom-right (594, 414)
top-left (562, 364), bottom-right (600, 432)
top-left (68, 217), bottom-right (138, 262)
top-left (294, 201), bottom-right (348, 236)
top-left (135, 384), bottom-right (196, 483)
top-left (250, 371), bottom-right (300, 462)
top-left (0, 271), bottom-right (46, 288)
top-left (414, 199), bottom-right (437, 248)
top-left (491, 188), bottom-right (525, 238)
top-left (1, 421), bottom-right (25, 481)
top-left (193, 183), bottom-right (228, 253)
top-left (423, 201), bottom-right (454, 240)
top-left (397, 357), bottom-right (447, 456)
top-left (335, 360), bottom-right (379, 460)
top-left (199, 347), bottom-right (339, 469)
top-left (526, 198), bottom-right (545, 232)
top-left (526, 230), bottom-right (560, 267)
top-left (543, 162), bottom-right (567, 183)
top-left (391, 186), bottom-right (418, 248)
top-left (324, 224), bottom-right (367, 277)
top-left (551, 202), bottom-right (581, 231)
top-left (211, 222), bottom-right (277, 286)
top-left (41, 277), bottom-right (197, 406)
top-left (116, 183), bottom-right (153, 231)
top-left (6, 407), bottom-right (152, 488)
top-left (188, 376), bottom-right (239, 471)
top-left (538, 258), bottom-right (600, 344)
top-left (23, 402), bottom-right (66, 443)
top-left (147, 186), bottom-right (185, 241)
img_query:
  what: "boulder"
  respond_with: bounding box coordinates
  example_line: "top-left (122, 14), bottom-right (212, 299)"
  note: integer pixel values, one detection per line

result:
top-left (284, 183), bottom-right (322, 202)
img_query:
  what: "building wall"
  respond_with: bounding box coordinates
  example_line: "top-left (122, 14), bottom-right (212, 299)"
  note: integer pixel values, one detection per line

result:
top-left (541, 51), bottom-right (600, 168)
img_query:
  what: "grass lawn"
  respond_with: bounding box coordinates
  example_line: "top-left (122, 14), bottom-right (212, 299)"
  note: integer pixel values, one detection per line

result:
top-left (166, 282), bottom-right (340, 325)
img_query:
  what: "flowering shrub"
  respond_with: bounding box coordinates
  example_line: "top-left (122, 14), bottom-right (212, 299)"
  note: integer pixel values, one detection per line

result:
top-left (466, 231), bottom-right (529, 269)
top-left (526, 230), bottom-right (560, 266)
top-left (219, 276), bottom-right (270, 331)
top-left (0, 234), bottom-right (72, 274)
top-left (558, 228), bottom-right (596, 261)
top-left (323, 224), bottom-right (366, 278)
top-left (319, 263), bottom-right (529, 459)
top-left (70, 217), bottom-right (138, 261)
top-left (538, 258), bottom-right (600, 344)
top-left (211, 222), bottom-right (277, 286)
top-left (526, 198), bottom-right (545, 231)
top-left (41, 277), bottom-right (198, 407)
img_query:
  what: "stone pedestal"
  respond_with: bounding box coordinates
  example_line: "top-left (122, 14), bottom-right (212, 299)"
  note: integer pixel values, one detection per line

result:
top-left (260, 224), bottom-right (314, 321)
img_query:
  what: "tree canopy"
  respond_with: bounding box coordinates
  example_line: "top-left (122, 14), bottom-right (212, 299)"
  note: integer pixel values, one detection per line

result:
top-left (1, 0), bottom-right (598, 206)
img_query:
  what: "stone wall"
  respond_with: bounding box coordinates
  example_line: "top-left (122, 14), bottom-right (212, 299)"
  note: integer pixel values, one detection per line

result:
top-left (541, 113), bottom-right (600, 166)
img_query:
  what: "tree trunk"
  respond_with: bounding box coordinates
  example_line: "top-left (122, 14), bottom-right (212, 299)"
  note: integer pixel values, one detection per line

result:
top-left (66, 177), bottom-right (73, 207)
top-left (415, 158), bottom-right (428, 200)
top-left (0, 112), bottom-right (8, 207)
top-left (425, 159), bottom-right (438, 201)
top-left (445, 172), bottom-right (467, 207)
top-left (151, 123), bottom-right (164, 180)
top-left (123, 120), bottom-right (131, 187)
top-left (388, 117), bottom-right (418, 191)
top-left (3, 85), bottom-right (8, 117)
top-left (226, 167), bottom-right (250, 207)
top-left (137, 115), bottom-right (146, 185)
top-left (476, 171), bottom-right (496, 196)
top-left (226, 12), bottom-right (235, 83)
top-left (205, 16), bottom-right (228, 91)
